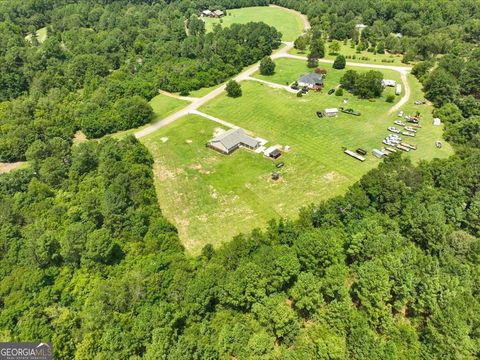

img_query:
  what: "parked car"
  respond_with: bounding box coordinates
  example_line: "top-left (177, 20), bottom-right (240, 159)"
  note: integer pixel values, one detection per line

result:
top-left (398, 111), bottom-right (404, 117)
top-left (414, 100), bottom-right (426, 105)
top-left (388, 126), bottom-right (401, 133)
top-left (356, 148), bottom-right (367, 155)
top-left (394, 120), bottom-right (405, 126)
top-left (316, 111), bottom-right (323, 118)
top-left (402, 131), bottom-right (415, 137)
top-left (404, 126), bottom-right (417, 133)
top-left (328, 88), bottom-right (335, 95)
top-left (275, 162), bottom-right (284, 168)
top-left (406, 116), bottom-right (419, 124)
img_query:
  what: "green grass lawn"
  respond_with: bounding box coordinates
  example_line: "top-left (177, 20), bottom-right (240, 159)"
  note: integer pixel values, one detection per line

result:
top-left (141, 115), bottom-right (280, 253)
top-left (25, 27), bottom-right (48, 44)
top-left (203, 6), bottom-right (304, 41)
top-left (143, 59), bottom-right (453, 254)
top-left (253, 58), bottom-right (403, 96)
top-left (290, 40), bottom-right (413, 67)
top-left (111, 93), bottom-right (189, 138)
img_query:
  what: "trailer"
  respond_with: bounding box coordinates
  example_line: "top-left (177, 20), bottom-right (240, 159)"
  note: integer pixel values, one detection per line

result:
top-left (401, 142), bottom-right (417, 150)
top-left (385, 146), bottom-right (397, 153)
top-left (344, 149), bottom-right (365, 161)
top-left (395, 84), bottom-right (402, 95)
top-left (396, 144), bottom-right (411, 152)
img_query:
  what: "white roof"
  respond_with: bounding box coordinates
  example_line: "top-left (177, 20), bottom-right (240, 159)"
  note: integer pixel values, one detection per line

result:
top-left (202, 9), bottom-right (212, 14)
top-left (382, 79), bottom-right (396, 86)
top-left (325, 108), bottom-right (338, 113)
top-left (264, 145), bottom-right (279, 156)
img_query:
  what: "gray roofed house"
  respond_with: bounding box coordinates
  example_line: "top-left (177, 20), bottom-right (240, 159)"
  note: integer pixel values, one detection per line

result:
top-left (297, 73), bottom-right (324, 89)
top-left (208, 128), bottom-right (260, 154)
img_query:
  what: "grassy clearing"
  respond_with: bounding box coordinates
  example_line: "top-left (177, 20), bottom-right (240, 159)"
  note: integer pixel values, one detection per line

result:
top-left (111, 93), bottom-right (189, 139)
top-left (203, 6), bottom-right (304, 41)
top-left (290, 40), bottom-right (411, 67)
top-left (141, 115), bottom-right (279, 253)
top-left (25, 27), bottom-right (48, 44)
top-left (144, 59), bottom-right (452, 253)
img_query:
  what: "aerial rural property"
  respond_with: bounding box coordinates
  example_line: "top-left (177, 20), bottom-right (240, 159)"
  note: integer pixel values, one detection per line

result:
top-left (137, 6), bottom-right (452, 253)
top-left (1, 1), bottom-right (478, 358)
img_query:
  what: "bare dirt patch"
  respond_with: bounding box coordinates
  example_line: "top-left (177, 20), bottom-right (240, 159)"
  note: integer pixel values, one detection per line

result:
top-left (0, 162), bottom-right (27, 174)
top-left (323, 171), bottom-right (346, 182)
top-left (73, 130), bottom-right (87, 144)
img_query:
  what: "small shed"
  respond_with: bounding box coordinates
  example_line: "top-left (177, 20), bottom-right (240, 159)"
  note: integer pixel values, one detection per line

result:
top-left (324, 108), bottom-right (338, 117)
top-left (395, 84), bottom-right (402, 95)
top-left (433, 117), bottom-right (441, 126)
top-left (372, 149), bottom-right (385, 158)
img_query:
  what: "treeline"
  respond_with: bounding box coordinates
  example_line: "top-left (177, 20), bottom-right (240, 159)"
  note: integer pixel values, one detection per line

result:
top-left (0, 0), bottom-right (280, 161)
top-left (410, 48), bottom-right (480, 148)
top-left (1, 135), bottom-right (479, 358)
top-left (280, 0), bottom-right (480, 61)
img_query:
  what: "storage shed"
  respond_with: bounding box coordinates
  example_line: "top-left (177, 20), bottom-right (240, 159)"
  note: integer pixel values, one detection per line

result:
top-left (324, 108), bottom-right (339, 117)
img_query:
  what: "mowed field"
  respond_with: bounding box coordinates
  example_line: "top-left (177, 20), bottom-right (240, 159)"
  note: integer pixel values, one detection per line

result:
top-left (203, 6), bottom-right (304, 41)
top-left (142, 59), bottom-right (453, 253)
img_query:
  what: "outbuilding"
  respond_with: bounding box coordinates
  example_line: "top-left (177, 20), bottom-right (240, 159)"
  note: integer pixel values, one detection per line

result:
top-left (324, 108), bottom-right (339, 117)
top-left (395, 84), bottom-right (402, 95)
top-left (433, 117), bottom-right (441, 126)
top-left (264, 146), bottom-right (282, 159)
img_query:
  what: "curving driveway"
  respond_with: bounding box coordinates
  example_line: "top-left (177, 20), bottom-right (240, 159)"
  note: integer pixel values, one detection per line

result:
top-left (135, 9), bottom-right (412, 139)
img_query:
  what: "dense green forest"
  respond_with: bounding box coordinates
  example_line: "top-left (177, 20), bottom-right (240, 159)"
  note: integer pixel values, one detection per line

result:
top-left (0, 0), bottom-right (280, 160)
top-left (1, 0), bottom-right (479, 359)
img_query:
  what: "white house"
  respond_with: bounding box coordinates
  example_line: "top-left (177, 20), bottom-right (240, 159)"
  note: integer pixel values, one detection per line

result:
top-left (382, 79), bottom-right (397, 87)
top-left (395, 84), bottom-right (402, 95)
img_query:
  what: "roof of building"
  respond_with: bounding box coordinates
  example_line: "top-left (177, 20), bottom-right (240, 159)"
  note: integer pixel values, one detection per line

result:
top-left (210, 128), bottom-right (259, 152)
top-left (213, 10), bottom-right (224, 16)
top-left (298, 73), bottom-right (323, 85)
top-left (382, 79), bottom-right (397, 86)
top-left (325, 108), bottom-right (338, 113)
top-left (202, 9), bottom-right (212, 14)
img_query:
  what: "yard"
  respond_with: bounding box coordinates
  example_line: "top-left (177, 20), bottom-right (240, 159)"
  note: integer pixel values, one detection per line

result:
top-left (202, 6), bottom-right (304, 42)
top-left (142, 61), bottom-right (452, 253)
top-left (290, 40), bottom-right (412, 67)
